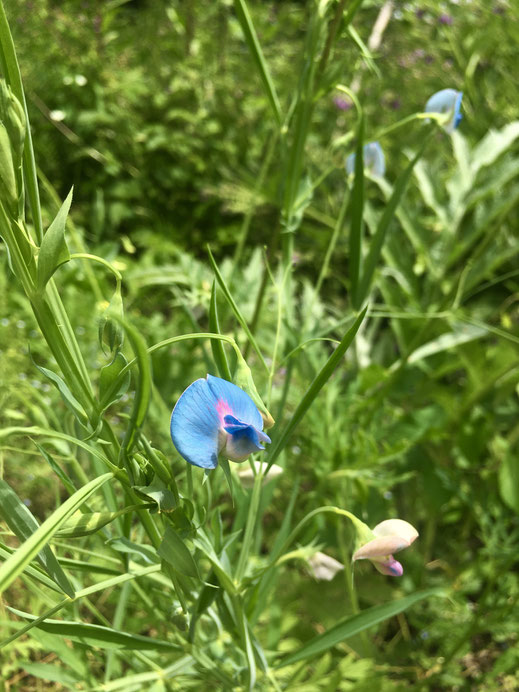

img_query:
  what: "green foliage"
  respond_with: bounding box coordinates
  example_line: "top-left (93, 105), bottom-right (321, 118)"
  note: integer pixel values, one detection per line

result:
top-left (1, 0), bottom-right (519, 690)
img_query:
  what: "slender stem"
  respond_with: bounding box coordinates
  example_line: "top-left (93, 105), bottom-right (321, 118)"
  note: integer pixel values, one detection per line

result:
top-left (235, 469), bottom-right (263, 583)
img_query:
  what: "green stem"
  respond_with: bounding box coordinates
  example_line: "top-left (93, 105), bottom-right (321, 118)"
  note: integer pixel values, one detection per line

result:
top-left (235, 468), bottom-right (263, 584)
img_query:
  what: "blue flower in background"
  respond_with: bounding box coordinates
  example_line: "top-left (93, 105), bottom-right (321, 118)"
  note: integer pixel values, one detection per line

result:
top-left (170, 374), bottom-right (271, 469)
top-left (345, 141), bottom-right (386, 178)
top-left (425, 88), bottom-right (463, 133)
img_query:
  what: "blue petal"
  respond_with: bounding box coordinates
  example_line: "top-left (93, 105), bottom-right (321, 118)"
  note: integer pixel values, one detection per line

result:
top-left (223, 415), bottom-right (271, 462)
top-left (425, 89), bottom-right (463, 133)
top-left (345, 142), bottom-right (385, 178)
top-left (345, 152), bottom-right (356, 176)
top-left (364, 142), bottom-right (386, 177)
top-left (170, 377), bottom-right (221, 469)
top-left (206, 374), bottom-right (263, 430)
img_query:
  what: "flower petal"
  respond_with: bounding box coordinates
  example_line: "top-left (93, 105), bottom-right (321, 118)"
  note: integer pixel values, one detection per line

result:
top-left (170, 377), bottom-right (221, 469)
top-left (425, 88), bottom-right (463, 133)
top-left (222, 415), bottom-right (271, 462)
top-left (372, 556), bottom-right (403, 577)
top-left (353, 535), bottom-right (410, 561)
top-left (207, 374), bottom-right (264, 429)
top-left (372, 519), bottom-right (418, 546)
top-left (308, 552), bottom-right (345, 581)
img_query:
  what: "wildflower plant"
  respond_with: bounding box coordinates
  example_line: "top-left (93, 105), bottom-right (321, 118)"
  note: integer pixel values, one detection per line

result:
top-left (0, 0), bottom-right (518, 689)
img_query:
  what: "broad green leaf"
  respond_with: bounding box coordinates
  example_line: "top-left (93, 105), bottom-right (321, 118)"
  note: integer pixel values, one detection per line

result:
top-left (0, 479), bottom-right (74, 597)
top-left (266, 307), bottom-right (367, 470)
top-left (158, 525), bottom-right (199, 578)
top-left (99, 352), bottom-right (131, 410)
top-left (37, 187), bottom-right (72, 289)
top-left (9, 608), bottom-right (181, 652)
top-left (0, 473), bottom-right (112, 595)
top-left (134, 479), bottom-right (177, 513)
top-left (276, 588), bottom-right (446, 667)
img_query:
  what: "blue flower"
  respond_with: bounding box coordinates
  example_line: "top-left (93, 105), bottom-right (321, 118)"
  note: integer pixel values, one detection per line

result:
top-left (425, 88), bottom-right (463, 133)
top-left (345, 141), bottom-right (386, 178)
top-left (170, 374), bottom-right (271, 469)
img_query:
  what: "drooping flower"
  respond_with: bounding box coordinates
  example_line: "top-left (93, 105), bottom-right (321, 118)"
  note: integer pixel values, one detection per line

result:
top-left (352, 519), bottom-right (418, 577)
top-left (308, 551), bottom-right (344, 581)
top-left (236, 460), bottom-right (283, 488)
top-left (170, 374), bottom-right (271, 470)
top-left (425, 88), bottom-right (463, 133)
top-left (345, 141), bottom-right (386, 178)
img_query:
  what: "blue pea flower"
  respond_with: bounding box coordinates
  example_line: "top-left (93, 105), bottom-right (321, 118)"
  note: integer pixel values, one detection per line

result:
top-left (425, 88), bottom-right (463, 133)
top-left (170, 374), bottom-right (271, 469)
top-left (345, 141), bottom-right (386, 178)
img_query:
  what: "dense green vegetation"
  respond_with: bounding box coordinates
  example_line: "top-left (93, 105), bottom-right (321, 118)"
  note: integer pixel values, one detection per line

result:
top-left (1, 1), bottom-right (518, 689)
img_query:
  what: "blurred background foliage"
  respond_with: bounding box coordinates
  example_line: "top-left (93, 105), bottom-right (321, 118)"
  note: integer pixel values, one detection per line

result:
top-left (1, 0), bottom-right (519, 689)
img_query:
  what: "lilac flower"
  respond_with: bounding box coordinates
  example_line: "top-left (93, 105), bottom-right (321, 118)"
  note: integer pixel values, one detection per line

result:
top-left (439, 13), bottom-right (453, 25)
top-left (425, 88), bottom-right (463, 133)
top-left (353, 519), bottom-right (418, 577)
top-left (333, 96), bottom-right (352, 111)
top-left (170, 375), bottom-right (271, 469)
top-left (346, 141), bottom-right (386, 178)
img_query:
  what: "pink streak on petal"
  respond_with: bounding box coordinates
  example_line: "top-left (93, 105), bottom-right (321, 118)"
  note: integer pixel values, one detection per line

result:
top-left (215, 398), bottom-right (233, 425)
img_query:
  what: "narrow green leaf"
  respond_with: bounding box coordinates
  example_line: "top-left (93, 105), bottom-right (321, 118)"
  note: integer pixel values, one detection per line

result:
top-left (158, 525), bottom-right (199, 578)
top-left (37, 187), bottom-right (72, 289)
top-left (207, 246), bottom-right (268, 372)
top-left (107, 537), bottom-right (159, 564)
top-left (209, 281), bottom-right (232, 381)
top-left (115, 317), bottom-right (152, 482)
top-left (276, 588), bottom-right (446, 668)
top-left (349, 115), bottom-right (365, 309)
top-left (21, 663), bottom-right (80, 686)
top-left (0, 479), bottom-right (75, 598)
top-left (266, 307), bottom-right (367, 470)
top-left (33, 441), bottom-right (77, 495)
top-left (134, 479), bottom-right (177, 513)
top-left (0, 473), bottom-right (112, 596)
top-left (30, 358), bottom-right (87, 424)
top-left (9, 608), bottom-right (181, 652)
top-left (233, 0), bottom-right (282, 127)
top-left (56, 505), bottom-right (152, 538)
top-left (0, 543), bottom-right (63, 594)
top-left (358, 139), bottom-right (428, 304)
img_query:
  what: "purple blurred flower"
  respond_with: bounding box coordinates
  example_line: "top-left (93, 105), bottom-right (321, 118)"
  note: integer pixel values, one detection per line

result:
top-left (439, 13), bottom-right (453, 25)
top-left (333, 96), bottom-right (352, 112)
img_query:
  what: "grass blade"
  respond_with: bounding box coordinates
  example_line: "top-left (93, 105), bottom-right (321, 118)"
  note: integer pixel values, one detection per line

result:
top-left (209, 280), bottom-right (232, 380)
top-left (349, 114), bottom-right (365, 309)
top-left (276, 587), bottom-right (446, 667)
top-left (207, 246), bottom-right (268, 372)
top-left (9, 607), bottom-right (180, 652)
top-left (357, 139), bottom-right (429, 304)
top-left (0, 479), bottom-right (75, 597)
top-left (0, 473), bottom-right (112, 596)
top-left (266, 307), bottom-right (367, 470)
top-left (233, 0), bottom-right (282, 127)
